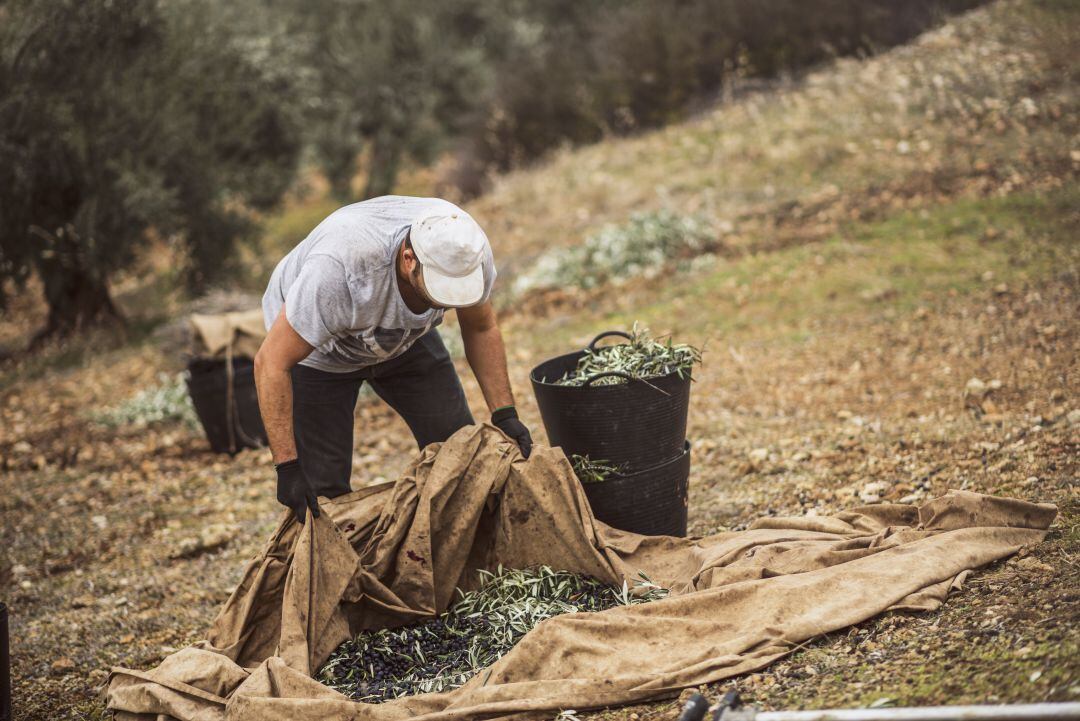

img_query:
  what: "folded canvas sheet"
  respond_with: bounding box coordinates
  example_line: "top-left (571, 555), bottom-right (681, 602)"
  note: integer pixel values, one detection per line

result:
top-left (106, 424), bottom-right (1057, 721)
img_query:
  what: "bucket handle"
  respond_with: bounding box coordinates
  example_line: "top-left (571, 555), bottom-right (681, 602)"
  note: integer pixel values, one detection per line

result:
top-left (587, 330), bottom-right (632, 351)
top-left (581, 371), bottom-right (671, 396)
top-left (581, 371), bottom-right (636, 387)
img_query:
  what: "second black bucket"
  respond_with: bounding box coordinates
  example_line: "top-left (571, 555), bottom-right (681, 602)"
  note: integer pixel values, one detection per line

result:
top-left (186, 357), bottom-right (268, 455)
top-left (581, 442), bottom-right (690, 537)
top-left (531, 330), bottom-right (691, 471)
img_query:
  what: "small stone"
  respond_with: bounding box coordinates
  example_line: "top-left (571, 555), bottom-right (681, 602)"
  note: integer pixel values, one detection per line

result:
top-left (70, 595), bottom-right (97, 609)
top-left (1015, 557), bottom-right (1053, 575)
top-left (965, 377), bottom-right (988, 400)
top-left (1067, 409), bottom-right (1080, 427)
top-left (51, 657), bottom-right (76, 675)
top-left (91, 515), bottom-right (108, 530)
top-left (860, 481), bottom-right (889, 504)
top-left (746, 448), bottom-right (770, 472)
top-left (169, 524), bottom-right (237, 559)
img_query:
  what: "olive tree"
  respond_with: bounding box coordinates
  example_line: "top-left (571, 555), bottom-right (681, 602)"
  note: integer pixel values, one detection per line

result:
top-left (289, 0), bottom-right (494, 200)
top-left (0, 0), bottom-right (301, 342)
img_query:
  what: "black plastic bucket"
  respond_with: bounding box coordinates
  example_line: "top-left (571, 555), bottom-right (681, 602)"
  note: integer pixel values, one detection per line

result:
top-left (581, 441), bottom-right (690, 537)
top-left (531, 331), bottom-right (691, 471)
top-left (186, 357), bottom-right (268, 455)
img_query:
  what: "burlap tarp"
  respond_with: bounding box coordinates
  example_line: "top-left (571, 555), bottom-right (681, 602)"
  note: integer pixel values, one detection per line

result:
top-left (105, 424), bottom-right (1057, 721)
top-left (190, 310), bottom-right (267, 360)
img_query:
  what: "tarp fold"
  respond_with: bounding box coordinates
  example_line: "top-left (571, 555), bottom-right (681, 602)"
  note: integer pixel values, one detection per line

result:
top-left (106, 424), bottom-right (1056, 721)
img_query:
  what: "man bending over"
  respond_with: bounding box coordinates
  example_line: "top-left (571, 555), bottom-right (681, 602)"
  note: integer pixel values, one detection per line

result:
top-left (255, 196), bottom-right (532, 524)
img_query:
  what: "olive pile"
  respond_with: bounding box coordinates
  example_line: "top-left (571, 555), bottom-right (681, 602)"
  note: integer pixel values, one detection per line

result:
top-left (319, 566), bottom-right (667, 702)
top-left (553, 325), bottom-right (701, 387)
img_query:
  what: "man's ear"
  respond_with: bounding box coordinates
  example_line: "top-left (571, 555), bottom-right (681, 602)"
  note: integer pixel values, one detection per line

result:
top-left (401, 245), bottom-right (417, 271)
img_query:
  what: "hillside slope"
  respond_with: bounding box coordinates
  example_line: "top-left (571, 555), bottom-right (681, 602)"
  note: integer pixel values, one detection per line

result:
top-left (466, 0), bottom-right (1075, 290)
top-left (0, 1), bottom-right (1076, 719)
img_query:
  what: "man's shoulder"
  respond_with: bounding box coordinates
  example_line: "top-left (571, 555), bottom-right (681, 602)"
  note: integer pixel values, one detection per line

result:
top-left (316, 195), bottom-right (464, 273)
top-left (335, 195), bottom-right (464, 220)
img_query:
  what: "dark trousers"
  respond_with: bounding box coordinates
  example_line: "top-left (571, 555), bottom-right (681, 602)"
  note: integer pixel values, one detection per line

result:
top-left (292, 330), bottom-right (473, 498)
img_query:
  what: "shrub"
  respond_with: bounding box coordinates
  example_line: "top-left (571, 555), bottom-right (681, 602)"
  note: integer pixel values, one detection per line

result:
top-left (512, 210), bottom-right (712, 295)
top-left (92, 373), bottom-right (198, 429)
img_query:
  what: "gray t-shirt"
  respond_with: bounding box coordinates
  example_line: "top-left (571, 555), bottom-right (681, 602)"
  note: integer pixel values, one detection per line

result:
top-left (262, 196), bottom-right (496, 372)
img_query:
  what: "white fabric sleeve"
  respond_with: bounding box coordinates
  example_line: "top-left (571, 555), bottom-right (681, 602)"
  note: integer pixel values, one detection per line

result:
top-left (283, 255), bottom-right (354, 349)
top-left (479, 246), bottom-right (498, 304)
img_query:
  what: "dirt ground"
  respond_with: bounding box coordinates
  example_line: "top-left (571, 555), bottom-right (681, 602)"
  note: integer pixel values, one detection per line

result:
top-left (2, 221), bottom-right (1075, 720)
top-left (1, 1), bottom-right (1078, 719)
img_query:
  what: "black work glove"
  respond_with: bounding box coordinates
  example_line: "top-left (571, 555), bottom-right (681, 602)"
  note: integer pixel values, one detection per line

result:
top-left (275, 459), bottom-right (320, 524)
top-left (491, 406), bottom-right (533, 459)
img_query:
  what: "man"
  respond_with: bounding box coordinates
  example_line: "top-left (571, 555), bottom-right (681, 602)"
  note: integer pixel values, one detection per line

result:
top-left (255, 195), bottom-right (532, 524)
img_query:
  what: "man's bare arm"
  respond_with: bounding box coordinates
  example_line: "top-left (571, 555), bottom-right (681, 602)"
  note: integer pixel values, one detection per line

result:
top-left (457, 301), bottom-right (514, 412)
top-left (254, 307), bottom-right (314, 464)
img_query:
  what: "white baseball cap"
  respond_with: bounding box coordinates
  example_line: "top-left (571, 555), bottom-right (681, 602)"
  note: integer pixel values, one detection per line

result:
top-left (409, 211), bottom-right (490, 307)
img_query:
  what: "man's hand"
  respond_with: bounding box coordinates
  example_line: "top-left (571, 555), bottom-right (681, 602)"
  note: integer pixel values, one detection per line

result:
top-left (491, 406), bottom-right (532, 458)
top-left (275, 459), bottom-right (320, 524)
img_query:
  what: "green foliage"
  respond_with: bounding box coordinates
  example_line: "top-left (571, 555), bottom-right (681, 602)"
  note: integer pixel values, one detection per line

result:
top-left (0, 0), bottom-right (301, 336)
top-left (242, 0), bottom-right (988, 199)
top-left (319, 566), bottom-right (667, 701)
top-left (570, 455), bottom-right (625, 484)
top-left (457, 0), bottom-right (989, 187)
top-left (552, 324), bottom-right (702, 387)
top-left (0, 0), bottom-right (993, 342)
top-left (283, 0), bottom-right (495, 199)
top-left (92, 373), bottom-right (198, 429)
top-left (513, 211), bottom-right (712, 295)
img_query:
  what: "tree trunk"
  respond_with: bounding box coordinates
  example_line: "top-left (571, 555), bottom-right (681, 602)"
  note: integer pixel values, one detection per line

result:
top-left (32, 249), bottom-right (123, 347)
top-left (363, 132), bottom-right (403, 199)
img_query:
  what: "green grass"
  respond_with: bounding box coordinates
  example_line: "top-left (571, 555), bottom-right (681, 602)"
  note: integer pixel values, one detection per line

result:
top-left (526, 187), bottom-right (1078, 355)
top-left (260, 197), bottom-right (340, 256)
